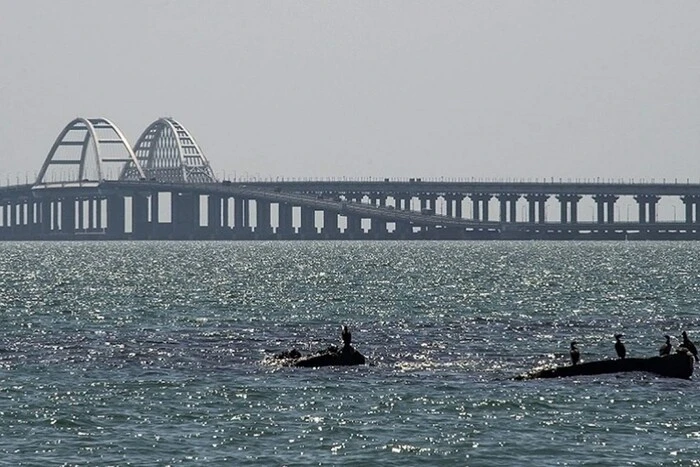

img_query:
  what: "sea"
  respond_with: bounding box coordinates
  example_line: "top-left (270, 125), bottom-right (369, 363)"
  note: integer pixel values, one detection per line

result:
top-left (1, 240), bottom-right (699, 466)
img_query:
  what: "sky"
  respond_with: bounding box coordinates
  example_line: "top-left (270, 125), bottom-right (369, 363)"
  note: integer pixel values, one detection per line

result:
top-left (1, 1), bottom-right (699, 183)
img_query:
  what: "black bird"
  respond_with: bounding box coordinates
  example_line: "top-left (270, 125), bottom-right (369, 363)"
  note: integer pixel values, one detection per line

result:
top-left (341, 325), bottom-right (352, 348)
top-left (570, 341), bottom-right (580, 365)
top-left (682, 331), bottom-right (698, 362)
top-left (614, 334), bottom-right (626, 359)
top-left (659, 335), bottom-right (672, 357)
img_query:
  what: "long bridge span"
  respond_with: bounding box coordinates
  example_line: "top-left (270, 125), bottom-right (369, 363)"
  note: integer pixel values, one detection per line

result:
top-left (2, 116), bottom-right (700, 241)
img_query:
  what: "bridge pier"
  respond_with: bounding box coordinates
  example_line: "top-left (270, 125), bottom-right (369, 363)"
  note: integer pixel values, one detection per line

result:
top-left (61, 197), bottom-right (76, 235)
top-left (277, 202), bottom-right (294, 239)
top-left (470, 193), bottom-right (492, 221)
top-left (634, 194), bottom-right (660, 224)
top-left (593, 194), bottom-right (618, 224)
top-left (498, 194), bottom-right (520, 222)
top-left (106, 195), bottom-right (125, 238)
top-left (556, 194), bottom-right (581, 223)
top-left (681, 195), bottom-right (700, 224)
top-left (299, 205), bottom-right (317, 239)
top-left (206, 194), bottom-right (222, 238)
top-left (322, 210), bottom-right (339, 238)
top-left (255, 200), bottom-right (272, 239)
top-left (132, 193), bottom-right (149, 239)
top-left (524, 194), bottom-right (548, 223)
top-left (171, 192), bottom-right (200, 239)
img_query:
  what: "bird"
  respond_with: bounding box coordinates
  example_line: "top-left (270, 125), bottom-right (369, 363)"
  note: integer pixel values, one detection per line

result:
top-left (341, 325), bottom-right (352, 348)
top-left (570, 341), bottom-right (580, 365)
top-left (659, 335), bottom-right (672, 356)
top-left (614, 334), bottom-right (626, 359)
top-left (681, 331), bottom-right (698, 362)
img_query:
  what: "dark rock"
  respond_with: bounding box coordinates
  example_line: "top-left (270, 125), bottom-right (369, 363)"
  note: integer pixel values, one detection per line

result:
top-left (517, 352), bottom-right (694, 380)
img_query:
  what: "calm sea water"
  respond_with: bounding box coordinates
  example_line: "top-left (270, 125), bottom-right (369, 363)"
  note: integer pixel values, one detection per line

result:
top-left (1, 240), bottom-right (699, 466)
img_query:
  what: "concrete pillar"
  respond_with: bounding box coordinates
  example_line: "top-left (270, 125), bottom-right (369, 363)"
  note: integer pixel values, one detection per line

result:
top-left (300, 205), bottom-right (316, 238)
top-left (172, 192), bottom-right (198, 239)
top-left (150, 192), bottom-right (159, 237)
top-left (208, 194), bottom-right (222, 237)
top-left (26, 200), bottom-right (35, 238)
top-left (277, 202), bottom-right (294, 238)
top-left (96, 198), bottom-right (103, 231)
top-left (322, 210), bottom-right (339, 238)
top-left (682, 196), bottom-right (694, 223)
top-left (107, 195), bottom-right (124, 237)
top-left (634, 195), bottom-right (660, 224)
top-left (455, 195), bottom-right (464, 219)
top-left (132, 194), bottom-right (149, 239)
top-left (445, 195), bottom-right (454, 217)
top-left (255, 200), bottom-right (272, 238)
top-left (61, 197), bottom-right (75, 234)
top-left (87, 198), bottom-right (96, 231)
top-left (592, 195), bottom-right (618, 223)
top-left (41, 199), bottom-right (52, 235)
top-left (470, 194), bottom-right (481, 221)
top-left (485, 195), bottom-right (493, 221)
top-left (77, 198), bottom-right (85, 231)
top-left (559, 197), bottom-right (568, 224)
top-left (556, 195), bottom-right (581, 224)
top-left (222, 197), bottom-right (230, 229)
top-left (233, 197), bottom-right (244, 231)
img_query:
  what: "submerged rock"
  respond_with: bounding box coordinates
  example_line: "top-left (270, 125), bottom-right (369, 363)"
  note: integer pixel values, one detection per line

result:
top-left (517, 352), bottom-right (694, 380)
top-left (272, 344), bottom-right (366, 367)
top-left (272, 325), bottom-right (367, 368)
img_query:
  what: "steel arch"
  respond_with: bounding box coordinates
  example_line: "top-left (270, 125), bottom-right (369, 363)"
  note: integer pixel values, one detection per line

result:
top-left (120, 117), bottom-right (217, 183)
top-left (35, 117), bottom-right (144, 185)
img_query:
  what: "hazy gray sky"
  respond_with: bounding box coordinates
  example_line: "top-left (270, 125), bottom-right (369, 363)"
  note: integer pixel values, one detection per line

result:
top-left (1, 1), bottom-right (699, 182)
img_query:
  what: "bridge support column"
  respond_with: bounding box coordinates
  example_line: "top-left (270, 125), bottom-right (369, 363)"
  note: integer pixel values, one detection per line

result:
top-left (322, 210), bottom-right (339, 238)
top-left (132, 194), bottom-right (149, 240)
top-left (25, 200), bottom-right (35, 239)
top-left (61, 197), bottom-right (75, 235)
top-left (444, 195), bottom-right (454, 217)
top-left (255, 200), bottom-right (272, 238)
top-left (470, 193), bottom-right (491, 221)
top-left (345, 214), bottom-right (362, 239)
top-left (556, 194), bottom-right (582, 223)
top-left (172, 192), bottom-right (199, 239)
top-left (277, 202), bottom-right (294, 238)
top-left (300, 206), bottom-right (316, 239)
top-left (593, 195), bottom-right (619, 223)
top-left (455, 195), bottom-right (464, 218)
top-left (77, 198), bottom-right (85, 232)
top-left (149, 192), bottom-right (160, 238)
top-left (497, 194), bottom-right (520, 222)
top-left (86, 198), bottom-right (95, 231)
top-left (233, 198), bottom-right (245, 233)
top-left (107, 196), bottom-right (125, 238)
top-left (681, 195), bottom-right (700, 224)
top-left (207, 195), bottom-right (222, 238)
top-left (40, 199), bottom-right (52, 236)
top-left (222, 197), bottom-right (230, 230)
top-left (634, 194), bottom-right (660, 224)
top-left (525, 194), bottom-right (548, 223)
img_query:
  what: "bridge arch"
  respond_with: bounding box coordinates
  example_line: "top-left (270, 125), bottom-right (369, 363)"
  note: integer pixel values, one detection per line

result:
top-left (120, 117), bottom-right (217, 183)
top-left (35, 117), bottom-right (144, 185)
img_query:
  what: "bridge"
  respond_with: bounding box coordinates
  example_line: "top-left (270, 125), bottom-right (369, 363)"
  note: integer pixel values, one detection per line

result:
top-left (2, 116), bottom-right (700, 241)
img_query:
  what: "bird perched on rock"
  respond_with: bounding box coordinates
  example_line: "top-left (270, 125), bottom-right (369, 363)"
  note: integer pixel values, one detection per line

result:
top-left (614, 334), bottom-right (626, 359)
top-left (570, 341), bottom-right (580, 365)
top-left (681, 331), bottom-right (698, 362)
top-left (659, 335), bottom-right (672, 357)
top-left (341, 325), bottom-right (352, 348)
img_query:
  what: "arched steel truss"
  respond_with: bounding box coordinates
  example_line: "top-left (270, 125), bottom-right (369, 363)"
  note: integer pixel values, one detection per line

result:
top-left (120, 117), bottom-right (217, 183)
top-left (35, 117), bottom-right (144, 185)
